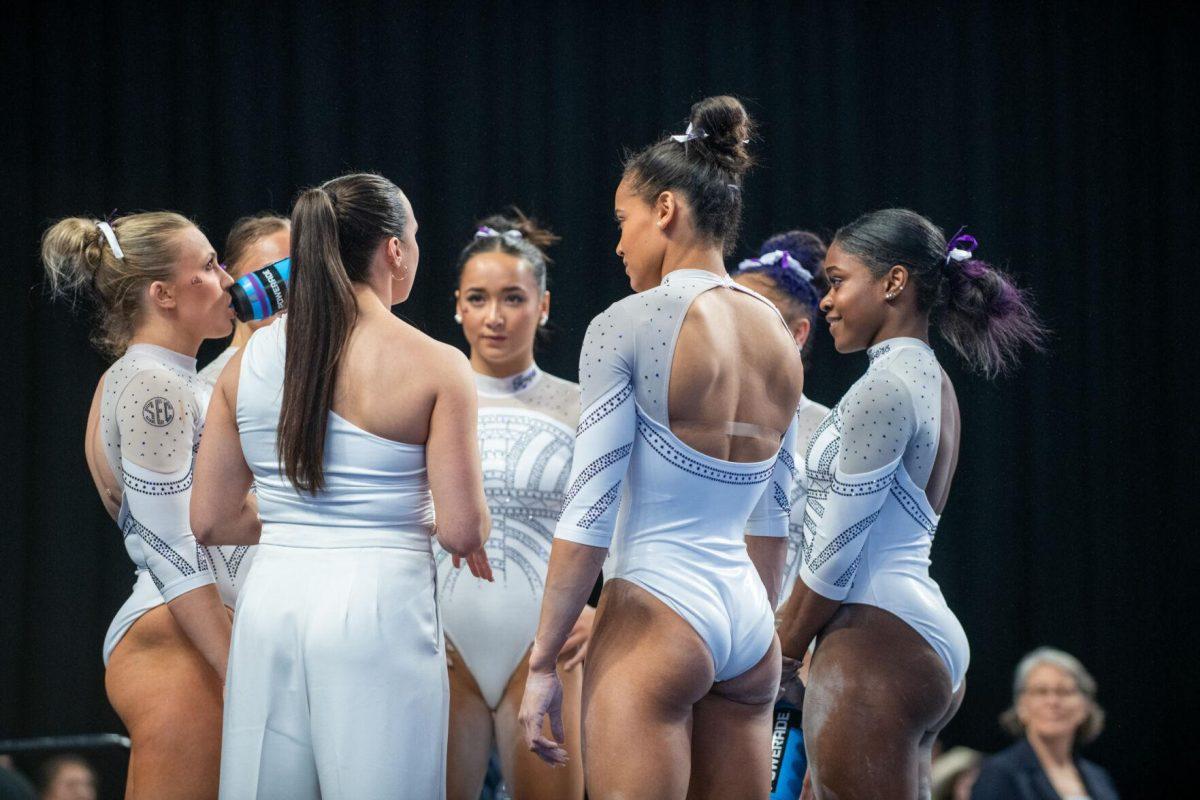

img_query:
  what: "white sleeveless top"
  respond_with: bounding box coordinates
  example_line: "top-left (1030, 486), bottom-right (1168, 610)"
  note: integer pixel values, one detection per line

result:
top-left (236, 318), bottom-right (435, 550)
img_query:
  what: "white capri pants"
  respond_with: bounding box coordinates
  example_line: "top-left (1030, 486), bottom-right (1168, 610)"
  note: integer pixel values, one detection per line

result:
top-left (219, 542), bottom-right (447, 800)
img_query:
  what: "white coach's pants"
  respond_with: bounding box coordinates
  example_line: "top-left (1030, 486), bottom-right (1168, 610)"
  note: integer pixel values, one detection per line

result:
top-left (219, 543), bottom-right (447, 800)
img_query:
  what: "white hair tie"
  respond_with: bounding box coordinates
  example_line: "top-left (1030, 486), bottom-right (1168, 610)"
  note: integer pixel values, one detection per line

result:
top-left (736, 250), bottom-right (814, 283)
top-left (670, 123), bottom-right (708, 143)
top-left (96, 221), bottom-right (124, 259)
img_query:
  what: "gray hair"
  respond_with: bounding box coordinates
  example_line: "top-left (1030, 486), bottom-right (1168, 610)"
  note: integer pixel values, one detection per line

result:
top-left (1000, 646), bottom-right (1106, 745)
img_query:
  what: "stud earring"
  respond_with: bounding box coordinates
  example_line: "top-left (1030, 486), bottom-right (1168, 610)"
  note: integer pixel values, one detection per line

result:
top-left (539, 315), bottom-right (549, 327)
top-left (454, 313), bottom-right (463, 324)
top-left (885, 292), bottom-right (896, 301)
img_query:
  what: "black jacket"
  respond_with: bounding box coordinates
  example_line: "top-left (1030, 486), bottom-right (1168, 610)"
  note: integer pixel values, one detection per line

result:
top-left (972, 739), bottom-right (1119, 800)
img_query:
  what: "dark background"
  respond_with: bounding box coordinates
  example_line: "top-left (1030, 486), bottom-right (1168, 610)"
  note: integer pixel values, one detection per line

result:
top-left (1, 1), bottom-right (1195, 797)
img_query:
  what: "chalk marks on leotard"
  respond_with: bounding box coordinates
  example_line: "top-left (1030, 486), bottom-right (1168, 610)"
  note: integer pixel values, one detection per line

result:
top-left (122, 512), bottom-right (203, 577)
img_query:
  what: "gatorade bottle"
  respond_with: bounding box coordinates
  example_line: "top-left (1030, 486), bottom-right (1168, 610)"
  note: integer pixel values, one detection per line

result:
top-left (229, 257), bottom-right (290, 322)
top-left (769, 695), bottom-right (807, 800)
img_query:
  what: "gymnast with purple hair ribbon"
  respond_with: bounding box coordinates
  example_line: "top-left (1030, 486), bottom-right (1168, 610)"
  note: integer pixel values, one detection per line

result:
top-left (775, 209), bottom-right (1045, 798)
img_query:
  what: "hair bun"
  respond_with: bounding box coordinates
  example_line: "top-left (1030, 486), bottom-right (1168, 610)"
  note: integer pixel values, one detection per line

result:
top-left (40, 216), bottom-right (106, 298)
top-left (688, 95), bottom-right (754, 177)
top-left (477, 207), bottom-right (561, 254)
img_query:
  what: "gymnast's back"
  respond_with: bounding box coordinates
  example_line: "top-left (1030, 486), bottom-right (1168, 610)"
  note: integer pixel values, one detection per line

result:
top-left (555, 267), bottom-right (803, 680)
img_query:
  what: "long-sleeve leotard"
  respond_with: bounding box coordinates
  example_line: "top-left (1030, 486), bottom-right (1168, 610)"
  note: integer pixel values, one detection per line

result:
top-left (553, 269), bottom-right (799, 680)
top-left (797, 337), bottom-right (968, 689)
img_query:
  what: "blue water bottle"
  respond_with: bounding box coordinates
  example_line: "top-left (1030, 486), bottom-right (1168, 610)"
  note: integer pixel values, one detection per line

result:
top-left (769, 696), bottom-right (807, 799)
top-left (229, 257), bottom-right (291, 322)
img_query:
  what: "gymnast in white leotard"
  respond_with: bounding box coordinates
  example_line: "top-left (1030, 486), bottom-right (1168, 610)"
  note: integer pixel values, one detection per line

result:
top-left (732, 230), bottom-right (832, 610)
top-left (42, 211), bottom-right (246, 800)
top-left (439, 211), bottom-right (590, 800)
top-left (100, 343), bottom-right (251, 662)
top-left (519, 96), bottom-right (806, 798)
top-left (776, 209), bottom-right (1046, 798)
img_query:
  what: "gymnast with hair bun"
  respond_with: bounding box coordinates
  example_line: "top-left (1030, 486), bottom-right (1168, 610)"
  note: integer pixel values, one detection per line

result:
top-left (732, 231), bottom-right (831, 798)
top-left (41, 211), bottom-right (244, 800)
top-left (440, 210), bottom-right (590, 800)
top-left (732, 230), bottom-right (832, 611)
top-left (519, 95), bottom-right (805, 798)
top-left (775, 209), bottom-right (1046, 798)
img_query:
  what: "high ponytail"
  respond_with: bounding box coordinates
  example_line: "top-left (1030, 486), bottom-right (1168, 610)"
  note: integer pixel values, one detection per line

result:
top-left (277, 173), bottom-right (410, 494)
top-left (834, 208), bottom-right (1046, 377)
top-left (40, 211), bottom-right (195, 358)
top-left (939, 256), bottom-right (1046, 378)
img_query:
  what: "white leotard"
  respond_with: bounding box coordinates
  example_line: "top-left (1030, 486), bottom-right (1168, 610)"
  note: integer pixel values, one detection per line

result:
top-left (555, 269), bottom-right (800, 681)
top-left (436, 364), bottom-right (580, 709)
top-left (798, 337), bottom-right (969, 690)
top-left (777, 394), bottom-right (831, 608)
top-left (99, 344), bottom-right (251, 664)
top-left (198, 344), bottom-right (238, 384)
top-left (219, 317), bottom-right (447, 799)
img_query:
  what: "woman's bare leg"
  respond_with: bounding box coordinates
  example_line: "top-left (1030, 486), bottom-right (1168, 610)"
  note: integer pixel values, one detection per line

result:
top-left (687, 634), bottom-right (781, 800)
top-left (803, 605), bottom-right (958, 800)
top-left (495, 649), bottom-right (585, 800)
top-left (581, 580), bottom-right (715, 800)
top-left (918, 681), bottom-right (965, 798)
top-left (445, 644), bottom-right (494, 800)
top-left (105, 605), bottom-right (224, 800)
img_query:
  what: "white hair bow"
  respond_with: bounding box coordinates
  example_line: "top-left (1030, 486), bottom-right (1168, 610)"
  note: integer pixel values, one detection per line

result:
top-left (96, 221), bottom-right (124, 259)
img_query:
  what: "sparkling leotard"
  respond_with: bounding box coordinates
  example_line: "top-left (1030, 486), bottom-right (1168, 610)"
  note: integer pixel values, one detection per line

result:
top-left (798, 337), bottom-right (969, 690)
top-left (435, 364), bottom-right (580, 708)
top-left (100, 344), bottom-right (251, 664)
top-left (554, 270), bottom-right (800, 681)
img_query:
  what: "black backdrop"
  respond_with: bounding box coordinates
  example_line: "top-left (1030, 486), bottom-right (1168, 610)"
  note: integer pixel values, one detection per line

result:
top-left (1, 1), bottom-right (1195, 796)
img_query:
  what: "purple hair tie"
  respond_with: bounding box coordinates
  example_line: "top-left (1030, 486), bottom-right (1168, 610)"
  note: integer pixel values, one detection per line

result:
top-left (945, 227), bottom-right (979, 265)
top-left (736, 249), bottom-right (814, 283)
top-left (475, 226), bottom-right (524, 244)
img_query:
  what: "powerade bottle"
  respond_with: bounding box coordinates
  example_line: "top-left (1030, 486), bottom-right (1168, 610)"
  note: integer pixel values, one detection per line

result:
top-left (229, 257), bottom-right (290, 323)
top-left (769, 695), bottom-right (807, 799)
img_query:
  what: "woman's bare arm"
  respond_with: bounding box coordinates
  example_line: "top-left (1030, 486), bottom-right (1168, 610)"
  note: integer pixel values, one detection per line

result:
top-left (192, 350), bottom-right (261, 546)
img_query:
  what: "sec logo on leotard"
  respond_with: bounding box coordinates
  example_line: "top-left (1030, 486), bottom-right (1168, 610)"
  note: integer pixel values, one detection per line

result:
top-left (142, 397), bottom-right (175, 427)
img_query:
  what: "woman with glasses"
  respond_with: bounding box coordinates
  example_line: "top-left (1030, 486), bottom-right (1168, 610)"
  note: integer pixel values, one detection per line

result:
top-left (972, 647), bottom-right (1118, 800)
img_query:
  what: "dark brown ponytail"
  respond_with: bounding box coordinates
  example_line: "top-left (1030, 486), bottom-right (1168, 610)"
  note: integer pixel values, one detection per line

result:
top-left (278, 173), bottom-right (409, 493)
top-left (834, 209), bottom-right (1046, 377)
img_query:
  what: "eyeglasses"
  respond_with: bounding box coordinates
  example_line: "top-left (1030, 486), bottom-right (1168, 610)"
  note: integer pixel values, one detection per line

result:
top-left (1023, 686), bottom-right (1082, 700)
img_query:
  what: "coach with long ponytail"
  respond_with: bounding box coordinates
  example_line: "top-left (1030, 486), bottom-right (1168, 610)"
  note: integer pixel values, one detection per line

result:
top-left (192, 172), bottom-right (491, 800)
